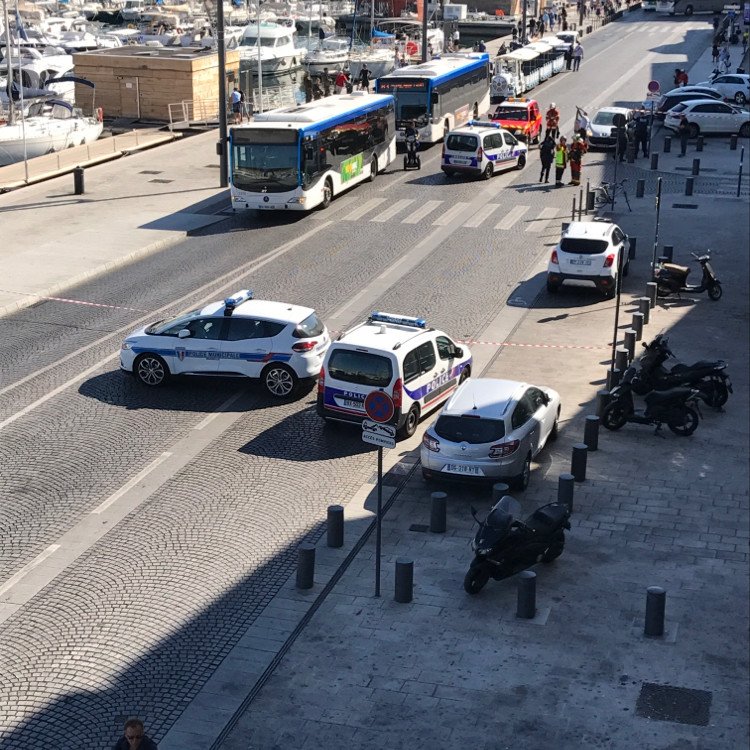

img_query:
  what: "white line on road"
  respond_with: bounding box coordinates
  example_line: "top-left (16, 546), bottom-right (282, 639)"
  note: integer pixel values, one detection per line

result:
top-left (432, 202), bottom-right (470, 226)
top-left (402, 200), bottom-right (442, 224)
top-left (463, 203), bottom-right (501, 228)
top-left (370, 199), bottom-right (414, 223)
top-left (0, 545), bottom-right (60, 598)
top-left (525, 207), bottom-right (559, 233)
top-left (495, 204), bottom-right (530, 230)
top-left (193, 392), bottom-right (246, 430)
top-left (342, 198), bottom-right (386, 221)
top-left (91, 452), bottom-right (173, 514)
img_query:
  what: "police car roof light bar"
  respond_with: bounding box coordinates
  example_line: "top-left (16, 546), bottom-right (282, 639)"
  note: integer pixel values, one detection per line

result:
top-left (224, 289), bottom-right (254, 316)
top-left (369, 312), bottom-right (427, 329)
top-left (467, 120), bottom-right (500, 129)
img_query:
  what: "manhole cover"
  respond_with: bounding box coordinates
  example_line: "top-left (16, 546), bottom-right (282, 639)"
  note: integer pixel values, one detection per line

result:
top-left (636, 682), bottom-right (711, 726)
top-left (149, 179), bottom-right (174, 184)
top-left (671, 203), bottom-right (698, 209)
top-left (409, 524), bottom-right (428, 533)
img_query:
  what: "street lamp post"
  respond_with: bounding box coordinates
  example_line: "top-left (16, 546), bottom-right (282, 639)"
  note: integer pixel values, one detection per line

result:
top-left (216, 0), bottom-right (228, 188)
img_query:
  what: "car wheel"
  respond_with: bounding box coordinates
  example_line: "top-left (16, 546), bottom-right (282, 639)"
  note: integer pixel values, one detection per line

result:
top-left (735, 92), bottom-right (747, 106)
top-left (516, 153), bottom-right (526, 170)
top-left (262, 363), bottom-right (298, 398)
top-left (403, 156), bottom-right (408, 170)
top-left (688, 123), bottom-right (700, 139)
top-left (444, 169), bottom-right (456, 178)
top-left (398, 405), bottom-right (420, 439)
top-left (463, 566), bottom-right (490, 595)
top-left (134, 353), bottom-right (170, 386)
top-left (623, 258), bottom-right (630, 277)
top-left (546, 279), bottom-right (560, 294)
top-left (368, 156), bottom-right (378, 182)
top-left (549, 408), bottom-right (560, 440)
top-left (512, 453), bottom-right (532, 491)
top-left (482, 162), bottom-right (494, 180)
top-left (320, 178), bottom-right (333, 209)
top-left (459, 366), bottom-right (470, 384)
top-left (541, 531), bottom-right (565, 563)
top-left (739, 122), bottom-right (750, 138)
top-left (604, 281), bottom-right (616, 300)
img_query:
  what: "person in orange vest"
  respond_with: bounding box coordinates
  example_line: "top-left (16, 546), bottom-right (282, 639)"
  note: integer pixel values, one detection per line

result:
top-left (567, 133), bottom-right (587, 186)
top-left (554, 136), bottom-right (568, 187)
top-left (546, 103), bottom-right (560, 140)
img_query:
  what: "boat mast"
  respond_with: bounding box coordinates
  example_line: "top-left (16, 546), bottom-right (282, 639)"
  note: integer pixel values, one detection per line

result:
top-left (2, 0), bottom-right (15, 125)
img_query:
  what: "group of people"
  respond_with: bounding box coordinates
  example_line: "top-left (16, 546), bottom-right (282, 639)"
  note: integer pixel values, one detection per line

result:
top-left (538, 103), bottom-right (589, 187)
top-left (302, 65), bottom-right (371, 103)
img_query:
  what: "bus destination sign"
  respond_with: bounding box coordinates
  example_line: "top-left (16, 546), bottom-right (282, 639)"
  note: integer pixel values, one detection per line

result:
top-left (379, 80), bottom-right (428, 92)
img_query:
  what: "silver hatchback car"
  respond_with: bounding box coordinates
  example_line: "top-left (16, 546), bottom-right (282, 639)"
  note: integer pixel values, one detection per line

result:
top-left (421, 378), bottom-right (561, 490)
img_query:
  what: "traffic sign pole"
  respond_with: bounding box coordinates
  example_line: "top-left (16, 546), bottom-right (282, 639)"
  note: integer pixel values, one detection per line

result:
top-left (375, 446), bottom-right (383, 597)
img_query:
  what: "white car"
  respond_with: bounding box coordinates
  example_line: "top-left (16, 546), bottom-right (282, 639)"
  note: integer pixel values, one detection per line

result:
top-left (120, 290), bottom-right (330, 397)
top-left (547, 220), bottom-right (630, 299)
top-left (442, 121), bottom-right (528, 180)
top-left (587, 107), bottom-right (633, 149)
top-left (696, 74), bottom-right (750, 106)
top-left (664, 100), bottom-right (750, 138)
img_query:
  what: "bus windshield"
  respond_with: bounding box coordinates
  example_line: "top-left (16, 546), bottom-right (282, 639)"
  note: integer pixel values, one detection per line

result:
top-left (232, 129), bottom-right (299, 193)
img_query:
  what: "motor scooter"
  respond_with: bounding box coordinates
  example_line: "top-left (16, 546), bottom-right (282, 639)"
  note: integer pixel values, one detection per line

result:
top-left (602, 366), bottom-right (701, 436)
top-left (631, 335), bottom-right (732, 408)
top-left (403, 133), bottom-right (421, 170)
top-left (464, 496), bottom-right (571, 595)
top-left (655, 251), bottom-right (722, 300)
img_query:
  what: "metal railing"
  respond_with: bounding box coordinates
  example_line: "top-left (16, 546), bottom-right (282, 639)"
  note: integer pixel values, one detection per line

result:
top-left (167, 100), bottom-right (220, 130)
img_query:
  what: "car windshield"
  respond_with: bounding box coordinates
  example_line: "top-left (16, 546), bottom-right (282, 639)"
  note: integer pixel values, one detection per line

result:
top-left (231, 128), bottom-right (299, 193)
top-left (446, 134), bottom-right (478, 152)
top-left (434, 415), bottom-right (506, 444)
top-left (146, 308), bottom-right (204, 335)
top-left (560, 237), bottom-right (609, 255)
top-left (327, 350), bottom-right (392, 387)
top-left (669, 103), bottom-right (687, 113)
top-left (494, 108), bottom-right (527, 121)
top-left (593, 111), bottom-right (618, 125)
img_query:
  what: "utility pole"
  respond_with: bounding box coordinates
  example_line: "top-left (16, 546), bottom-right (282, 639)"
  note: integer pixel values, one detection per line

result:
top-left (522, 0), bottom-right (527, 43)
top-left (421, 0), bottom-right (428, 62)
top-left (216, 0), bottom-right (228, 188)
top-left (2, 0), bottom-right (16, 125)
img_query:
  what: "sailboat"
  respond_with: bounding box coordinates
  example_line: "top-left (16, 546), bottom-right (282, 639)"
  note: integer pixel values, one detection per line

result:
top-left (347, 2), bottom-right (396, 81)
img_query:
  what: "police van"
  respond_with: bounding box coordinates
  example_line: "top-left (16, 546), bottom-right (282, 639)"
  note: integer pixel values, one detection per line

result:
top-left (317, 312), bottom-right (472, 438)
top-left (442, 121), bottom-right (528, 180)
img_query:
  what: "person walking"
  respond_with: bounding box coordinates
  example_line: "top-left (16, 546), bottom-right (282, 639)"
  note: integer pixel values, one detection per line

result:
top-left (334, 69), bottom-right (349, 94)
top-left (711, 43), bottom-right (720, 65)
top-left (568, 133), bottom-right (587, 185)
top-left (564, 43), bottom-right (573, 70)
top-left (113, 718), bottom-right (158, 750)
top-left (546, 102), bottom-right (560, 140)
top-left (539, 132), bottom-right (555, 183)
top-left (322, 67), bottom-right (331, 97)
top-left (720, 46), bottom-right (731, 73)
top-left (572, 42), bottom-right (583, 71)
top-left (634, 110), bottom-right (649, 157)
top-left (677, 114), bottom-right (690, 157)
top-left (230, 87), bottom-right (242, 124)
top-left (359, 64), bottom-right (371, 92)
top-left (303, 72), bottom-right (313, 103)
top-left (478, 39), bottom-right (487, 52)
top-left (554, 136), bottom-right (568, 187)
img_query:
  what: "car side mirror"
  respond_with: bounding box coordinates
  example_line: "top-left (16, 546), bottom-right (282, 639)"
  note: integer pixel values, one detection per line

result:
top-left (178, 329), bottom-right (191, 339)
top-left (542, 393), bottom-right (550, 405)
top-left (454, 347), bottom-right (463, 358)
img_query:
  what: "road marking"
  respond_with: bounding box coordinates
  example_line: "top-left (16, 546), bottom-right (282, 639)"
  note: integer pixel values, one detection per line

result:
top-left (0, 221), bottom-right (334, 428)
top-left (462, 203), bottom-right (501, 228)
top-left (402, 200), bottom-right (442, 224)
top-left (370, 198), bottom-right (414, 222)
top-left (496, 204), bottom-right (530, 230)
top-left (91, 452), bottom-right (173, 514)
top-left (0, 545), bottom-right (60, 598)
top-left (342, 198), bottom-right (386, 221)
top-left (193, 392), bottom-right (246, 430)
top-left (525, 207), bottom-right (558, 233)
top-left (433, 202), bottom-right (470, 226)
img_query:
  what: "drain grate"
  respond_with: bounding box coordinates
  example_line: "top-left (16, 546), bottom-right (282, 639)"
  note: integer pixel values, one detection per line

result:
top-left (409, 524), bottom-right (428, 533)
top-left (139, 170), bottom-right (162, 175)
top-left (636, 682), bottom-right (712, 726)
top-left (671, 203), bottom-right (698, 209)
top-left (149, 179), bottom-right (174, 184)
top-left (205, 164), bottom-right (220, 168)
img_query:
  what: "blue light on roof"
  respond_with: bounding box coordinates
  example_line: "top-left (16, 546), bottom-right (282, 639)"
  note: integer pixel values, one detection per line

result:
top-left (467, 120), bottom-right (500, 128)
top-left (369, 312), bottom-right (427, 329)
top-left (224, 289), bottom-right (254, 308)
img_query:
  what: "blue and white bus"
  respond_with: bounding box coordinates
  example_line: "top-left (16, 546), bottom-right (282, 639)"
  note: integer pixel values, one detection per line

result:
top-left (229, 92), bottom-right (396, 212)
top-left (375, 53), bottom-right (491, 144)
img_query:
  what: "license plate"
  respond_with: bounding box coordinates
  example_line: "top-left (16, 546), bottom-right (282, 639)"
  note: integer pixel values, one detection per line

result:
top-left (442, 464), bottom-right (483, 476)
top-left (339, 398), bottom-right (364, 409)
top-left (570, 258), bottom-right (592, 265)
top-left (450, 157), bottom-right (470, 165)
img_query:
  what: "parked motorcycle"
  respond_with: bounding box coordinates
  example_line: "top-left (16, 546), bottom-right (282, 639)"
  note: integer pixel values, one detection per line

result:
top-left (464, 496), bottom-right (571, 595)
top-left (655, 252), bottom-right (722, 301)
top-left (632, 335), bottom-right (732, 408)
top-left (602, 366), bottom-right (701, 436)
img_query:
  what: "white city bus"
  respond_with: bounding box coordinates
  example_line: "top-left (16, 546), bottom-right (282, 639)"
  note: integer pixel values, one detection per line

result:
top-left (375, 53), bottom-right (491, 143)
top-left (229, 92), bottom-right (396, 212)
top-left (656, 0), bottom-right (739, 13)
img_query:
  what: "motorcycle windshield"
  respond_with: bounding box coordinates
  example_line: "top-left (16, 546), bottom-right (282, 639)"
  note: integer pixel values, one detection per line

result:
top-left (486, 496), bottom-right (522, 531)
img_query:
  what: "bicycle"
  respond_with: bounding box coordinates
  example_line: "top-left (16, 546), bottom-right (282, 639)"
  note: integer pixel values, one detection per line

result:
top-left (594, 178), bottom-right (632, 212)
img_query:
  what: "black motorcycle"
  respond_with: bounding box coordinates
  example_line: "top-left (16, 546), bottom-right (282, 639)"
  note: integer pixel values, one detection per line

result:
top-left (655, 251), bottom-right (722, 301)
top-left (602, 366), bottom-right (701, 436)
top-left (464, 496), bottom-right (571, 595)
top-left (632, 335), bottom-right (732, 408)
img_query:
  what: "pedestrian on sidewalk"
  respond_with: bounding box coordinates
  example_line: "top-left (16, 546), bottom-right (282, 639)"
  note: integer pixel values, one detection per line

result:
top-left (612, 125), bottom-right (627, 162)
top-left (572, 42), bottom-right (583, 71)
top-left (712, 43), bottom-right (720, 65)
top-left (529, 17), bottom-right (537, 37)
top-left (334, 68), bottom-right (349, 94)
top-left (634, 110), bottom-right (650, 157)
top-left (554, 136), bottom-right (568, 187)
top-left (574, 106), bottom-right (590, 141)
top-left (720, 46), bottom-right (731, 73)
top-left (678, 114), bottom-right (690, 157)
top-left (568, 133), bottom-right (587, 185)
top-left (546, 102), bottom-right (560, 140)
top-left (359, 64), bottom-right (371, 92)
top-left (230, 87), bottom-right (242, 124)
top-left (539, 132), bottom-right (555, 183)
top-left (478, 39), bottom-right (487, 52)
top-left (564, 43), bottom-right (573, 70)
top-left (113, 718), bottom-right (157, 750)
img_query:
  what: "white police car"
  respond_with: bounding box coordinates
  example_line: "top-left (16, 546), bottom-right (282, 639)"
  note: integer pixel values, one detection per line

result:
top-left (120, 290), bottom-right (330, 398)
top-left (317, 312), bottom-right (472, 438)
top-left (442, 121), bottom-right (527, 180)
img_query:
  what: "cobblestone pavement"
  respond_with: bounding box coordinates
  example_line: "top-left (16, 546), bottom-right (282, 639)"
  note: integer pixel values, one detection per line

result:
top-left (0, 13), bottom-right (741, 750)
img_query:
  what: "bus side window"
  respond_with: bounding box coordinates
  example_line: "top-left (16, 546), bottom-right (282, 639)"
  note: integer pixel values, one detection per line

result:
top-left (302, 139), bottom-right (325, 185)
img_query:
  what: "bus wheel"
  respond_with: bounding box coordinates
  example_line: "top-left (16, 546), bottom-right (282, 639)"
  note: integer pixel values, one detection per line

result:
top-left (368, 156), bottom-right (378, 182)
top-left (320, 178), bottom-right (333, 209)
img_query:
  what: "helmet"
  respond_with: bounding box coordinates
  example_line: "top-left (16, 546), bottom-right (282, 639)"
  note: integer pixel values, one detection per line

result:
top-left (550, 102), bottom-right (556, 108)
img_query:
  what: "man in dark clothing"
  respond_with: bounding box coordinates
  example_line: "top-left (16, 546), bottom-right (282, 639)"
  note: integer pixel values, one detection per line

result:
top-left (678, 114), bottom-right (690, 156)
top-left (113, 718), bottom-right (157, 750)
top-left (634, 111), bottom-right (649, 157)
top-left (539, 132), bottom-right (555, 183)
top-left (359, 64), bottom-right (371, 92)
top-left (613, 126), bottom-right (627, 162)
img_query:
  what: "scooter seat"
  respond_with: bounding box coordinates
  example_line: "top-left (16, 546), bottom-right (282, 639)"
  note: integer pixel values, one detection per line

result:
top-left (644, 387), bottom-right (694, 405)
top-left (671, 360), bottom-right (724, 374)
top-left (661, 262), bottom-right (690, 276)
top-left (527, 503), bottom-right (568, 530)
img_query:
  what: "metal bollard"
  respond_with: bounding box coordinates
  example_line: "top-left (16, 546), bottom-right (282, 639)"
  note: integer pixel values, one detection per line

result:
top-left (663, 135), bottom-right (671, 153)
top-left (394, 558), bottom-right (413, 603)
top-left (627, 143), bottom-right (635, 163)
top-left (662, 245), bottom-right (674, 262)
top-left (615, 347), bottom-right (629, 373)
top-left (73, 167), bottom-right (85, 195)
top-left (650, 152), bottom-right (659, 170)
top-left (586, 190), bottom-right (595, 211)
top-left (327, 505), bottom-right (344, 548)
top-left (296, 543), bottom-right (316, 589)
top-left (558, 473), bottom-right (575, 512)
top-left (624, 329), bottom-right (637, 361)
top-left (596, 389), bottom-right (610, 417)
top-left (685, 177), bottom-right (694, 196)
top-left (632, 312), bottom-right (644, 341)
top-left (491, 483), bottom-right (510, 503)
top-left (516, 570), bottom-right (537, 619)
top-left (646, 282), bottom-right (657, 309)
top-left (638, 297), bottom-right (650, 325)
top-left (571, 443), bottom-right (588, 482)
top-left (628, 236), bottom-right (637, 259)
top-left (636, 178), bottom-right (645, 198)
top-left (644, 586), bottom-right (666, 637)
top-left (730, 134), bottom-right (738, 150)
top-left (606, 368), bottom-right (621, 391)
top-left (583, 415), bottom-right (600, 452)
top-left (430, 491), bottom-right (447, 534)
top-left (696, 135), bottom-right (704, 152)
top-left (692, 158), bottom-right (700, 176)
